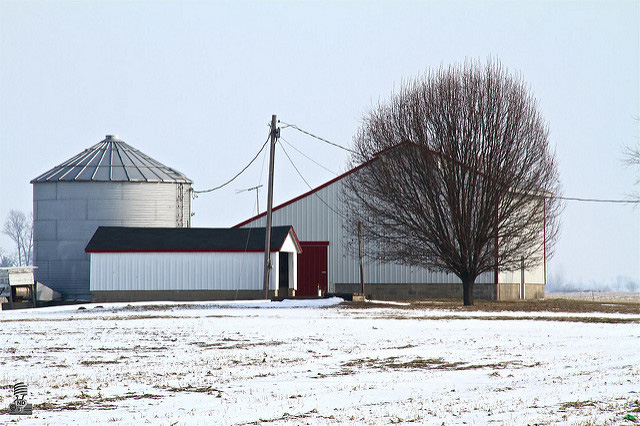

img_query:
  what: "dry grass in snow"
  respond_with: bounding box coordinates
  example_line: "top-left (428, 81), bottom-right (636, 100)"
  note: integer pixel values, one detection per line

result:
top-left (0, 298), bottom-right (639, 425)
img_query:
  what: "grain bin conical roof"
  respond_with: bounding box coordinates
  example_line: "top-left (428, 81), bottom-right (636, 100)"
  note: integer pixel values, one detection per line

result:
top-left (31, 135), bottom-right (192, 183)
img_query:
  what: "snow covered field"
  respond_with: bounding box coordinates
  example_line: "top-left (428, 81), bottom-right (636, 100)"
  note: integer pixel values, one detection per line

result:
top-left (1, 299), bottom-right (639, 425)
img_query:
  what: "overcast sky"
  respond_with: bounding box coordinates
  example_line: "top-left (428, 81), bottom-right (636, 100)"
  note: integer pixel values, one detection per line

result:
top-left (1, 1), bottom-right (638, 288)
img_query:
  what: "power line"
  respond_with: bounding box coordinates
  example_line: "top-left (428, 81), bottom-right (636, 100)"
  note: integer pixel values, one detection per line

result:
top-left (279, 121), bottom-right (357, 154)
top-left (192, 133), bottom-right (271, 194)
top-left (192, 123), bottom-right (638, 207)
top-left (258, 137), bottom-right (270, 186)
top-left (278, 141), bottom-right (348, 220)
top-left (280, 136), bottom-right (339, 176)
top-left (552, 196), bottom-right (639, 204)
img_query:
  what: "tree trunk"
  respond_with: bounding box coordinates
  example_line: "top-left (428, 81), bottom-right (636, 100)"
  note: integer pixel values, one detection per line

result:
top-left (462, 276), bottom-right (474, 306)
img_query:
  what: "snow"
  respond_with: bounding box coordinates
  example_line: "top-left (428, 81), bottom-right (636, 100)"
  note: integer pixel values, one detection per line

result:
top-left (1, 299), bottom-right (638, 424)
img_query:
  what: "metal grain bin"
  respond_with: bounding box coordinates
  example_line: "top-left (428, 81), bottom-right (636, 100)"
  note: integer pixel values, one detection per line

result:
top-left (31, 135), bottom-right (192, 300)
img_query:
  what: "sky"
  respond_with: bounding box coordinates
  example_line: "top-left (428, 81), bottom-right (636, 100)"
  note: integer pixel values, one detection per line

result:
top-left (0, 1), bottom-right (638, 288)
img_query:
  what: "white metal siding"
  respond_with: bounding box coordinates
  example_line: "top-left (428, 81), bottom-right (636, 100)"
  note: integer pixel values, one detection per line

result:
top-left (498, 262), bottom-right (545, 285)
top-left (90, 252), bottom-right (281, 291)
top-left (497, 198), bottom-right (546, 285)
top-left (241, 177), bottom-right (498, 291)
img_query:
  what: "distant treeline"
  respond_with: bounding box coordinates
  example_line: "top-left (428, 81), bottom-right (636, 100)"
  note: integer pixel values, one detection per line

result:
top-left (546, 274), bottom-right (639, 293)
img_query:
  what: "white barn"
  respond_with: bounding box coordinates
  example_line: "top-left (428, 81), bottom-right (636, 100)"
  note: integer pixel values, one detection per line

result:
top-left (236, 164), bottom-right (546, 300)
top-left (86, 226), bottom-right (301, 302)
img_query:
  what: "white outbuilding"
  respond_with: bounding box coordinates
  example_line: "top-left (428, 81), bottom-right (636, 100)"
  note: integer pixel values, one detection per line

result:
top-left (86, 226), bottom-right (301, 302)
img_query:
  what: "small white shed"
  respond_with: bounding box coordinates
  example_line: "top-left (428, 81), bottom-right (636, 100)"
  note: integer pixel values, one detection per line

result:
top-left (86, 226), bottom-right (301, 302)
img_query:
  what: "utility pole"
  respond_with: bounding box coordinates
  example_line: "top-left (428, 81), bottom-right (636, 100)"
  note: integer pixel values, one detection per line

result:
top-left (263, 115), bottom-right (279, 299)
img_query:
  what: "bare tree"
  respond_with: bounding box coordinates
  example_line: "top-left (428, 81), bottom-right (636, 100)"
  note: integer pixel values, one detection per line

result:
top-left (2, 210), bottom-right (33, 266)
top-left (624, 145), bottom-right (640, 167)
top-left (0, 247), bottom-right (15, 267)
top-left (23, 212), bottom-right (33, 266)
top-left (344, 59), bottom-right (561, 305)
top-left (623, 141), bottom-right (640, 201)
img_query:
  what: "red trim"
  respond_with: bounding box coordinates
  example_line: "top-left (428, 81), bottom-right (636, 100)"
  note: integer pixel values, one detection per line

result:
top-left (233, 162), bottom-right (370, 228)
top-left (285, 227), bottom-right (303, 253)
top-left (299, 241), bottom-right (329, 246)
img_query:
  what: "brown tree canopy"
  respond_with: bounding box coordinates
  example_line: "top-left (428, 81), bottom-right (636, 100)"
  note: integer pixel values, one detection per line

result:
top-left (343, 60), bottom-right (562, 305)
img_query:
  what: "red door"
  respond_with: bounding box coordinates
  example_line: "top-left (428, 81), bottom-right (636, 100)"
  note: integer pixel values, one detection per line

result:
top-left (297, 242), bottom-right (328, 296)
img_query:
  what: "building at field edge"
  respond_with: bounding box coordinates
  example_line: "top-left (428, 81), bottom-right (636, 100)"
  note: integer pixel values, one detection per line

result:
top-left (235, 161), bottom-right (546, 301)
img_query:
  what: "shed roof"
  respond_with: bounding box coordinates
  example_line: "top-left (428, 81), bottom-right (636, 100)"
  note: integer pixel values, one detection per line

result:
top-left (31, 135), bottom-right (192, 184)
top-left (85, 226), bottom-right (301, 253)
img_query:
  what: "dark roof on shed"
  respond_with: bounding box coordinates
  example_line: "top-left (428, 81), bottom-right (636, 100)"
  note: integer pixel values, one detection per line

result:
top-left (85, 226), bottom-right (300, 253)
top-left (31, 135), bottom-right (192, 184)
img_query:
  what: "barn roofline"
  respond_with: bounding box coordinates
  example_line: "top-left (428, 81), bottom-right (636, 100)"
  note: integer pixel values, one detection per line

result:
top-left (233, 161), bottom-right (370, 228)
top-left (233, 140), bottom-right (510, 229)
top-left (286, 227), bottom-right (303, 254)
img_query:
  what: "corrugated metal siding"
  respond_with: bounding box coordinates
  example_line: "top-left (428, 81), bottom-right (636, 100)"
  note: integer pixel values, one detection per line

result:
top-left (498, 262), bottom-right (545, 285)
top-left (240, 178), bottom-right (497, 291)
top-left (33, 181), bottom-right (192, 299)
top-left (90, 252), bottom-right (278, 291)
